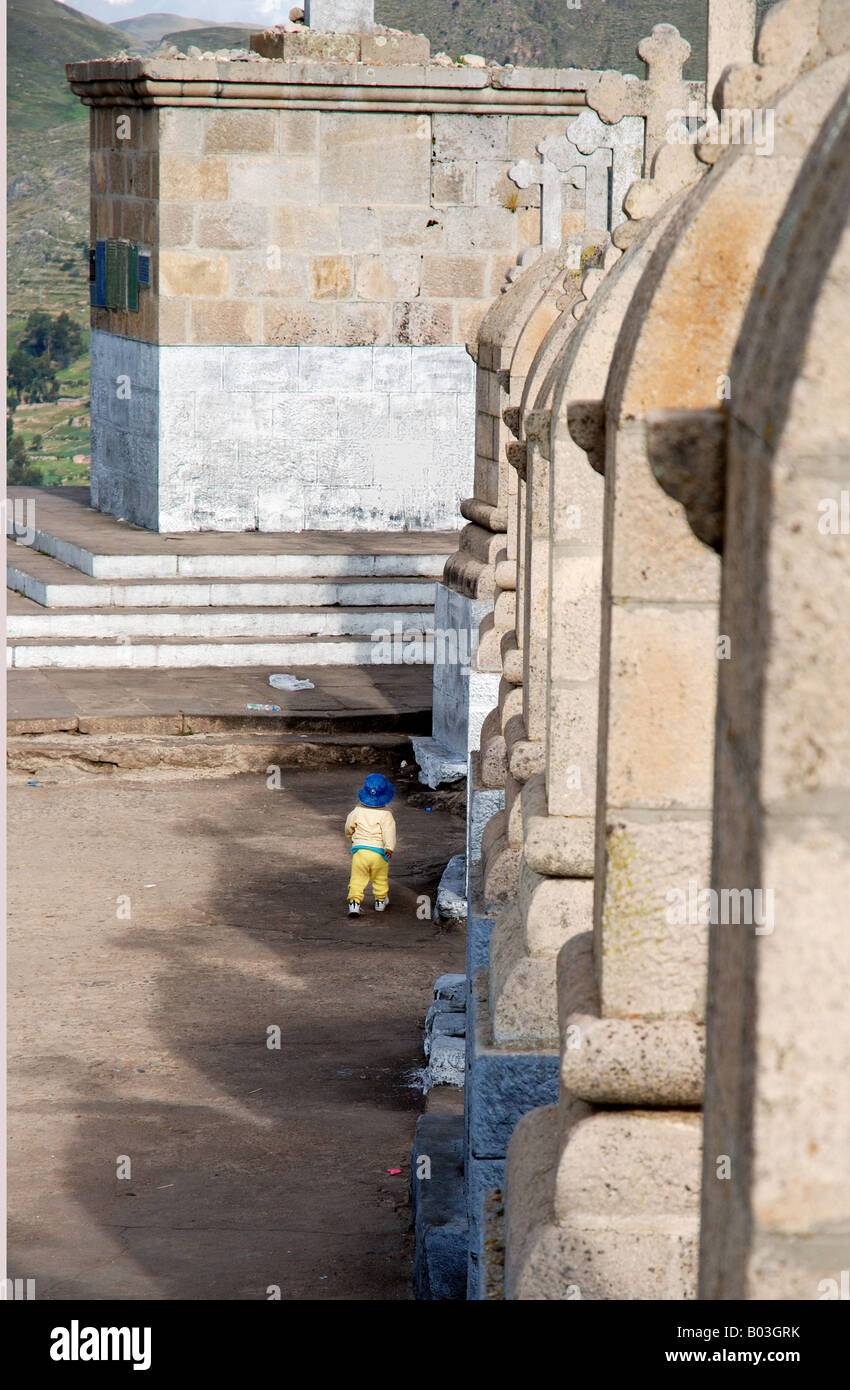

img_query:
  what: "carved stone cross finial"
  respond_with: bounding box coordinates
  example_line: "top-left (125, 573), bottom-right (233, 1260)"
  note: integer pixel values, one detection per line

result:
top-left (509, 131), bottom-right (597, 249)
top-left (508, 13), bottom-right (756, 266)
top-left (587, 23), bottom-right (702, 168)
top-left (567, 108), bottom-right (644, 233)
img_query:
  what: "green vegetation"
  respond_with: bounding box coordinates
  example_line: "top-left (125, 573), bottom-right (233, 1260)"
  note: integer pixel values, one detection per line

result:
top-left (7, 0), bottom-right (129, 486)
top-left (160, 24), bottom-right (255, 51)
top-left (8, 310), bottom-right (85, 405)
top-left (7, 412), bottom-right (44, 486)
top-left (8, 0), bottom-right (130, 130)
top-left (19, 308), bottom-right (84, 365)
top-left (7, 310), bottom-right (90, 484)
top-left (7, 1), bottom-right (123, 327)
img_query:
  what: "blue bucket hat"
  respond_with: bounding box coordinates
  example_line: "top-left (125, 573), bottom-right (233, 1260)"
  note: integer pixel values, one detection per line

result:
top-left (358, 773), bottom-right (395, 808)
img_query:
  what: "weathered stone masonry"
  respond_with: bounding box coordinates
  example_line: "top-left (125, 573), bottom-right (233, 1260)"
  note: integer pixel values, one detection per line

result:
top-left (418, 0), bottom-right (850, 1302)
top-left (69, 48), bottom-right (596, 532)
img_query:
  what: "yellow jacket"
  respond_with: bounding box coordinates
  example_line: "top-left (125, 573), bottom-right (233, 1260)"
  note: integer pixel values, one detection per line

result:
top-left (345, 805), bottom-right (397, 853)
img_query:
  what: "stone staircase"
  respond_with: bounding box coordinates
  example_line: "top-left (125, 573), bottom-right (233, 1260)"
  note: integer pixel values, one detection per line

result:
top-left (6, 488), bottom-right (455, 671)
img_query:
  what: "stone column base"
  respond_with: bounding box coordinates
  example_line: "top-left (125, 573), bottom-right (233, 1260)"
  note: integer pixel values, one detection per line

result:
top-left (504, 1104), bottom-right (702, 1300)
top-left (465, 970), bottom-right (559, 1298)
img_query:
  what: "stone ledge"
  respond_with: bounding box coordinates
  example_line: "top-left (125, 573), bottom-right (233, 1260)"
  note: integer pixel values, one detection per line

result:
top-left (558, 929), bottom-right (706, 1106)
top-left (67, 60), bottom-right (591, 114)
top-left (522, 773), bottom-right (594, 877)
top-left (459, 497), bottom-right (508, 533)
top-left (562, 1012), bottom-right (705, 1106)
top-left (441, 549), bottom-right (494, 602)
top-left (68, 57), bottom-right (595, 90)
top-left (410, 735), bottom-right (467, 788)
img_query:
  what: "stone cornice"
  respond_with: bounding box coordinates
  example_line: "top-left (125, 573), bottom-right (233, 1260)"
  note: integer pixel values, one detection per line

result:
top-left (66, 59), bottom-right (594, 115)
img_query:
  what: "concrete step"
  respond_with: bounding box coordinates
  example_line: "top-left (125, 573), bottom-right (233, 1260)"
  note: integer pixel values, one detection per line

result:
top-left (8, 541), bottom-right (438, 610)
top-left (6, 663), bottom-right (433, 734)
top-left (7, 632), bottom-right (435, 670)
top-left (6, 602), bottom-right (435, 640)
top-left (8, 729), bottom-right (415, 780)
top-left (6, 486), bottom-right (454, 579)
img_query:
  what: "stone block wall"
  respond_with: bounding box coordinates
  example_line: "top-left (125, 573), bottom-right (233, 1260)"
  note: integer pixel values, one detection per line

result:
top-left (69, 56), bottom-right (590, 532)
top-left (95, 99), bottom-right (586, 351)
top-left (90, 106), bottom-right (159, 345)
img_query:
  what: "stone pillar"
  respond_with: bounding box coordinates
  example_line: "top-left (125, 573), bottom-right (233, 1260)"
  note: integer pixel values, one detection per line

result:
top-left (415, 247), bottom-right (579, 788)
top-left (460, 254), bottom-right (580, 1295)
top-left (503, 25), bottom-right (850, 1295)
top-left (304, 0), bottom-right (375, 33)
top-left (463, 19), bottom-right (709, 1300)
top-left (460, 2), bottom-right (784, 1299)
top-left (480, 18), bottom-right (707, 1022)
top-left (490, 198), bottom-right (685, 1052)
top-left (700, 81), bottom-right (850, 1302)
top-left (706, 0), bottom-right (756, 97)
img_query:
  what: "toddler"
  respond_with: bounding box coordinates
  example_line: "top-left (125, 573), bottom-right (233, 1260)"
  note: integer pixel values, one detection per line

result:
top-left (345, 773), bottom-right (396, 916)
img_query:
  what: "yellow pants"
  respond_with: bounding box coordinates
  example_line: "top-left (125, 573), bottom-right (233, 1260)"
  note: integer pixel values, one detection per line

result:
top-left (347, 848), bottom-right (389, 904)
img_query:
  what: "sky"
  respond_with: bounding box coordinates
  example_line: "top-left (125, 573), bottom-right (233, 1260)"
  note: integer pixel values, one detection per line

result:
top-left (61, 0), bottom-right (294, 25)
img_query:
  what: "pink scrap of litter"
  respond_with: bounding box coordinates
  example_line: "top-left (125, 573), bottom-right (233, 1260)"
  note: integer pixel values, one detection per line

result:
top-left (386, 1168), bottom-right (402, 1175)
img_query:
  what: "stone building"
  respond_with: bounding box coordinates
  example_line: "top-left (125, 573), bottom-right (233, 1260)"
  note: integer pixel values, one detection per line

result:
top-left (67, 5), bottom-right (603, 535)
top-left (413, 0), bottom-right (850, 1300)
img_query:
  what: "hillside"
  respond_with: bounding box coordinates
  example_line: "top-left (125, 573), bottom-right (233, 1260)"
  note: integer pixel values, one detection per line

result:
top-left (380, 0), bottom-right (779, 75)
top-left (8, 0), bottom-right (130, 130)
top-left (161, 24), bottom-right (255, 50)
top-left (379, 0), bottom-right (708, 76)
top-left (113, 12), bottom-right (208, 42)
top-left (7, 0), bottom-right (134, 482)
top-left (6, 0), bottom-right (127, 327)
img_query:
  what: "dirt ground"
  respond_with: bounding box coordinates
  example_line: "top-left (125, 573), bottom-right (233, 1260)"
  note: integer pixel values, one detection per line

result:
top-left (7, 764), bottom-right (466, 1300)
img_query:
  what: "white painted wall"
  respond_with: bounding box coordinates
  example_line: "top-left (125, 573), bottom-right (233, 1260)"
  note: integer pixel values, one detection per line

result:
top-left (90, 331), bottom-right (476, 533)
